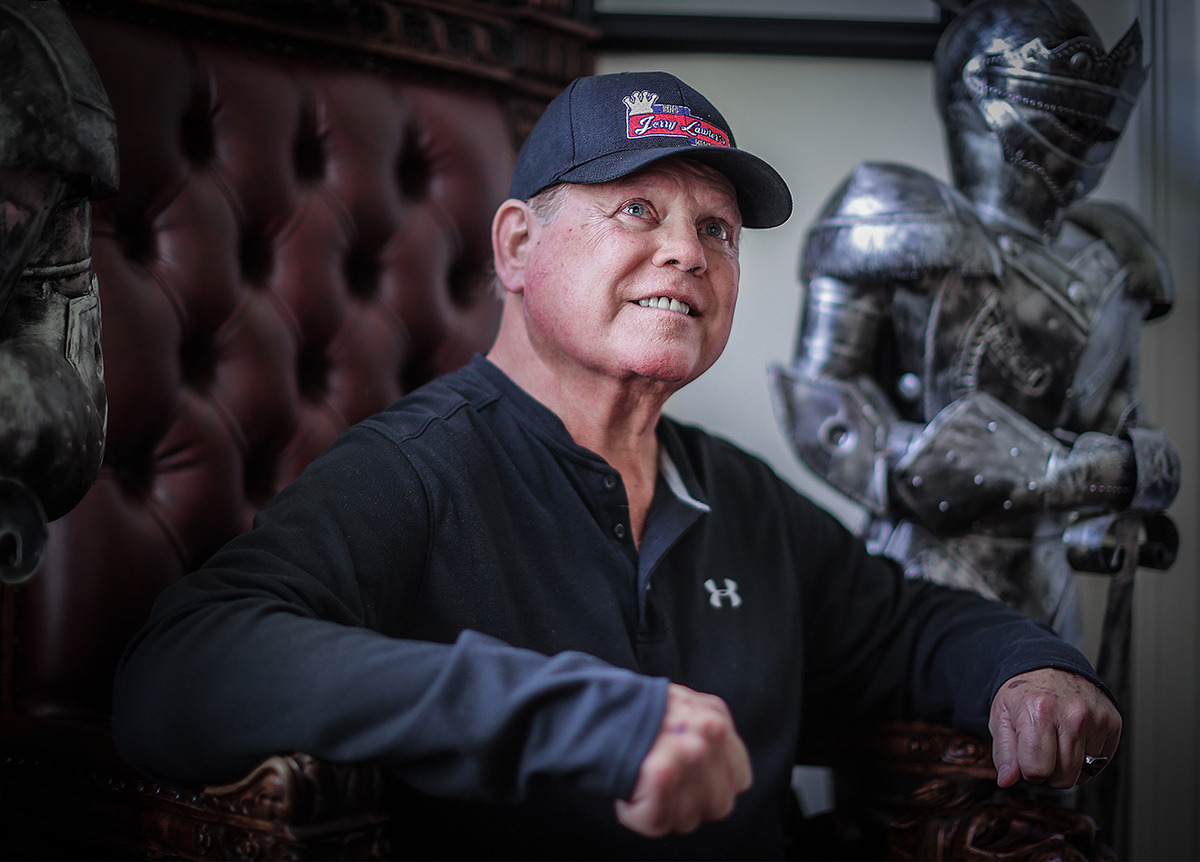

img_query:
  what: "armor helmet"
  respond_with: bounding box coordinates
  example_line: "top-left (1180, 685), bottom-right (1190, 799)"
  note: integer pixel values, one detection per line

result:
top-left (0, 0), bottom-right (118, 306)
top-left (935, 0), bottom-right (1146, 217)
top-left (0, 0), bottom-right (118, 197)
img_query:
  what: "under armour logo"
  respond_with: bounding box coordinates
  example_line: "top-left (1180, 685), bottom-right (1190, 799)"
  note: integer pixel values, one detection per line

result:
top-left (704, 578), bottom-right (742, 609)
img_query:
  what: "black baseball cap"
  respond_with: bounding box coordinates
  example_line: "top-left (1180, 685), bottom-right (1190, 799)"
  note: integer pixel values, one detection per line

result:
top-left (509, 71), bottom-right (792, 229)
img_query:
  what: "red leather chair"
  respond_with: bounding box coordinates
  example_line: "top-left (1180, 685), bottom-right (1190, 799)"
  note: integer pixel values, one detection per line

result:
top-left (0, 2), bottom-right (593, 857)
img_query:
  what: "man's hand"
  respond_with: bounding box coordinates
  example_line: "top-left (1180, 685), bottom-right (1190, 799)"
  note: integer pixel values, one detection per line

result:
top-left (990, 668), bottom-right (1122, 788)
top-left (615, 683), bottom-right (752, 838)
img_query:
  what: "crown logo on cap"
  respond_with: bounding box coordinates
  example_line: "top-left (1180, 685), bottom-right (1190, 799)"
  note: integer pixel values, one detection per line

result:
top-left (623, 90), bottom-right (659, 115)
top-left (622, 89), bottom-right (730, 148)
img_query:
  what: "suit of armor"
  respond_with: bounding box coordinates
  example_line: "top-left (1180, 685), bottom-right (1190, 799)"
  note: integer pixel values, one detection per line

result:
top-left (0, 0), bottom-right (116, 582)
top-left (770, 0), bottom-right (1179, 643)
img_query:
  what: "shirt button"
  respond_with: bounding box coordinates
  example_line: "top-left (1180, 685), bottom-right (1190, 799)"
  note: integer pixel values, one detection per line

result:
top-left (603, 474), bottom-right (617, 490)
top-left (613, 523), bottom-right (626, 540)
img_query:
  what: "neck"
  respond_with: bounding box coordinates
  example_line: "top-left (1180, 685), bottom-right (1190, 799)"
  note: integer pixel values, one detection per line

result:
top-left (488, 300), bottom-right (668, 545)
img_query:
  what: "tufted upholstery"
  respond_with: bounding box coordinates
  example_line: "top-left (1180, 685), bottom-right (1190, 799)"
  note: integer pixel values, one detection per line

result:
top-left (0, 8), bottom-right (597, 853)
top-left (9, 10), bottom-right (516, 719)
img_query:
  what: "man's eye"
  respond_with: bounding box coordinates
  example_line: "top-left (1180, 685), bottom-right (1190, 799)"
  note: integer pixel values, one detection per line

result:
top-left (703, 221), bottom-right (729, 240)
top-left (622, 202), bottom-right (648, 218)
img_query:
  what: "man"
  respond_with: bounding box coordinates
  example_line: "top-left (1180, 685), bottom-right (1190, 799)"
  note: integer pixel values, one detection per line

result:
top-left (113, 71), bottom-right (1120, 859)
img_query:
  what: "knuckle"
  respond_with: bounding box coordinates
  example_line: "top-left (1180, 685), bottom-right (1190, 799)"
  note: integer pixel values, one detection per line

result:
top-left (694, 689), bottom-right (732, 715)
top-left (1024, 694), bottom-right (1058, 726)
top-left (701, 711), bottom-right (732, 740)
top-left (674, 734), bottom-right (708, 766)
top-left (1061, 700), bottom-right (1089, 733)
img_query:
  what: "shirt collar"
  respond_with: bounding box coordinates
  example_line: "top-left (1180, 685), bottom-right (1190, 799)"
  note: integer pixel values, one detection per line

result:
top-left (658, 444), bottom-right (710, 512)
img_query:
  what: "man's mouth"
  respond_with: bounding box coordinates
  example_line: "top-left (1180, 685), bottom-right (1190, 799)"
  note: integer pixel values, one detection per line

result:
top-left (637, 296), bottom-right (693, 316)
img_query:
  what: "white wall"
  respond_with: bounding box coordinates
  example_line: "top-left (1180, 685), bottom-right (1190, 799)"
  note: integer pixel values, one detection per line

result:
top-left (598, 50), bottom-right (944, 527)
top-left (598, 0), bottom-right (1199, 857)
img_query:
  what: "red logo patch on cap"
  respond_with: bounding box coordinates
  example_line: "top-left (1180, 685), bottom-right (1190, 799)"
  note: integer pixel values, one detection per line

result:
top-left (622, 90), bottom-right (730, 148)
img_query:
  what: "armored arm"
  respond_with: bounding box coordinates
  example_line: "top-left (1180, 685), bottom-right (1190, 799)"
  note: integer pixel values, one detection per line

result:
top-left (769, 163), bottom-right (998, 514)
top-left (891, 392), bottom-right (1179, 534)
top-left (769, 275), bottom-right (901, 515)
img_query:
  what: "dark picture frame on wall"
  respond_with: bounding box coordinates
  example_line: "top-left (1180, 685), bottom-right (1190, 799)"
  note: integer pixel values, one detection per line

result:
top-left (582, 0), bottom-right (952, 61)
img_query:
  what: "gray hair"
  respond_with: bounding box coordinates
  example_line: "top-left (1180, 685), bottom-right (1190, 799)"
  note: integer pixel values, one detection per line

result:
top-left (491, 184), bottom-right (570, 298)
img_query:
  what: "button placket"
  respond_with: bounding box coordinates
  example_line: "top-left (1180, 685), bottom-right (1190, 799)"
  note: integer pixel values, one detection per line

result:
top-left (599, 472), bottom-right (629, 541)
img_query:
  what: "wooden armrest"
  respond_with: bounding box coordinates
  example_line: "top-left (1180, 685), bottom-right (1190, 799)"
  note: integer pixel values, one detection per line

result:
top-left (0, 716), bottom-right (391, 859)
top-left (793, 720), bottom-right (1114, 861)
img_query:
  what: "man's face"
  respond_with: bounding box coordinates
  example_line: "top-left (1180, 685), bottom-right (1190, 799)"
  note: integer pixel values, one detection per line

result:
top-left (518, 158), bottom-right (742, 391)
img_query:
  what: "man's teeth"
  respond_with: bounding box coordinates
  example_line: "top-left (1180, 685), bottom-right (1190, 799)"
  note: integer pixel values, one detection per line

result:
top-left (638, 297), bottom-right (692, 315)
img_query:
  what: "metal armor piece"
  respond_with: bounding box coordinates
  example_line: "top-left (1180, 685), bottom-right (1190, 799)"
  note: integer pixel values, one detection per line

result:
top-left (936, 0), bottom-right (1147, 234)
top-left (0, 0), bottom-right (119, 200)
top-left (769, 362), bottom-right (896, 515)
top-left (0, 0), bottom-right (116, 583)
top-left (770, 0), bottom-right (1178, 644)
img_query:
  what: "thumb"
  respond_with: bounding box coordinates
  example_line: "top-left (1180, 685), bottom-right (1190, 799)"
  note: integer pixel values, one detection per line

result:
top-left (989, 703), bottom-right (1021, 788)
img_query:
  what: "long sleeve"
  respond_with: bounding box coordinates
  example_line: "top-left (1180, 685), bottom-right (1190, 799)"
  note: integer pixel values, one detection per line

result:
top-left (792, 497), bottom-right (1108, 736)
top-left (112, 422), bottom-right (667, 800)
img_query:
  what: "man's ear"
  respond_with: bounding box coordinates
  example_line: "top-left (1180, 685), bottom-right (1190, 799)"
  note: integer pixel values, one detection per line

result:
top-left (492, 199), bottom-right (535, 294)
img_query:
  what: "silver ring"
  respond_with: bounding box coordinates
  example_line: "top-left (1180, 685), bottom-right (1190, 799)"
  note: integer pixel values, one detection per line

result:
top-left (1082, 754), bottom-right (1110, 777)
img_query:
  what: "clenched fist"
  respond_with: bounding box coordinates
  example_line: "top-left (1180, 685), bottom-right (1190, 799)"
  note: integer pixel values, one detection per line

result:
top-left (990, 668), bottom-right (1122, 788)
top-left (616, 683), bottom-right (752, 837)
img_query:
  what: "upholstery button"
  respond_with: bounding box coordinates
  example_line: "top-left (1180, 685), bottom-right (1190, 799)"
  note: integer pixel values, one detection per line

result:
top-left (239, 231), bottom-right (273, 284)
top-left (294, 107), bottom-right (326, 181)
top-left (396, 124), bottom-right (432, 199)
top-left (613, 523), bottom-right (626, 540)
top-left (180, 88), bottom-right (215, 165)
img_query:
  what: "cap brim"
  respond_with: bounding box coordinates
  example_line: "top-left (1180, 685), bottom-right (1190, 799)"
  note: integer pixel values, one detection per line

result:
top-left (557, 146), bottom-right (792, 229)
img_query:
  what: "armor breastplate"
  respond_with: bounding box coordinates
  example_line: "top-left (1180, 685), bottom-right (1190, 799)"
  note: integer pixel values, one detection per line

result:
top-left (910, 222), bottom-right (1141, 433)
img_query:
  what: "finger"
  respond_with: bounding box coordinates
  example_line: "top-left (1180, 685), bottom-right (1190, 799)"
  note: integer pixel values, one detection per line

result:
top-left (615, 741), bottom-right (691, 837)
top-left (722, 725), bottom-right (753, 795)
top-left (615, 740), bottom-right (738, 836)
top-left (1047, 690), bottom-right (1100, 787)
top-left (1104, 719), bottom-right (1123, 759)
top-left (989, 704), bottom-right (1022, 788)
top-left (1062, 720), bottom-right (1088, 786)
top-left (1014, 700), bottom-right (1060, 785)
top-left (615, 787), bottom-right (669, 837)
top-left (1076, 714), bottom-right (1123, 786)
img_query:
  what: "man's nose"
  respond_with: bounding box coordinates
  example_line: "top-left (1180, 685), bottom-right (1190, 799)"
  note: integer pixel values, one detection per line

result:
top-left (653, 222), bottom-right (706, 274)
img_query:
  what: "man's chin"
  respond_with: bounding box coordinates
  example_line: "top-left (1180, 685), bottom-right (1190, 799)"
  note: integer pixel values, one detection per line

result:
top-left (626, 353), bottom-right (712, 389)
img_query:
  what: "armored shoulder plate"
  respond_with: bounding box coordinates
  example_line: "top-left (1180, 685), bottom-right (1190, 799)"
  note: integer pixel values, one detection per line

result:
top-left (801, 162), bottom-right (1001, 286)
top-left (1066, 200), bottom-right (1173, 320)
